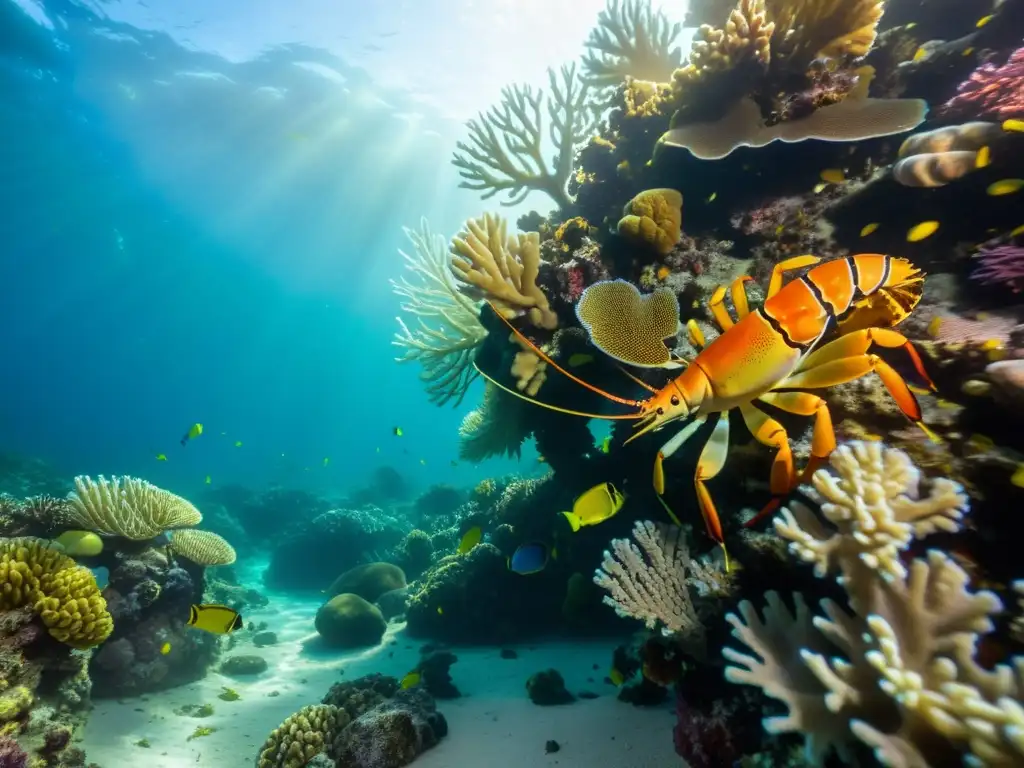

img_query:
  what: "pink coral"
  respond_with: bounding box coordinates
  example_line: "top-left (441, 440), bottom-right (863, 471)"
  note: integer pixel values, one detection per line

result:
top-left (672, 691), bottom-right (741, 768)
top-left (972, 244), bottom-right (1024, 292)
top-left (0, 736), bottom-right (28, 768)
top-left (941, 47), bottom-right (1024, 121)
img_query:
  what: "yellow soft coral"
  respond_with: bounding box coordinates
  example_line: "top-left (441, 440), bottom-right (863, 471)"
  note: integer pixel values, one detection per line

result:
top-left (67, 475), bottom-right (202, 540)
top-left (257, 704), bottom-right (348, 768)
top-left (450, 213), bottom-right (558, 330)
top-left (0, 538), bottom-right (113, 649)
top-left (617, 188), bottom-right (683, 255)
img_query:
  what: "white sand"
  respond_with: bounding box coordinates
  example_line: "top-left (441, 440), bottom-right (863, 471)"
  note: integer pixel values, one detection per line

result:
top-left (80, 595), bottom-right (678, 767)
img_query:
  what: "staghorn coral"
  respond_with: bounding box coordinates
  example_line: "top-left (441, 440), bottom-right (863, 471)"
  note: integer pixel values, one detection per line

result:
top-left (594, 521), bottom-right (707, 651)
top-left (576, 279), bottom-right (680, 367)
top-left (66, 475), bottom-right (202, 540)
top-left (892, 122), bottom-right (1001, 188)
top-left (257, 704), bottom-right (348, 768)
top-left (0, 538), bottom-right (112, 648)
top-left (581, 0), bottom-right (683, 91)
top-left (658, 81), bottom-right (927, 160)
top-left (458, 382), bottom-right (531, 462)
top-left (450, 212), bottom-right (558, 330)
top-left (168, 529), bottom-right (237, 566)
top-left (392, 218), bottom-right (487, 407)
top-left (452, 64), bottom-right (595, 209)
top-left (617, 188), bottom-right (683, 255)
top-left (725, 442), bottom-right (1024, 766)
top-left (941, 47), bottom-right (1024, 122)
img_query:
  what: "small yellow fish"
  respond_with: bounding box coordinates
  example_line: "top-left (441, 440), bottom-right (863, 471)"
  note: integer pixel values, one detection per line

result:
top-left (400, 671), bottom-right (421, 690)
top-left (812, 182), bottom-right (827, 194)
top-left (187, 604), bottom-right (243, 635)
top-left (600, 436), bottom-right (612, 454)
top-left (537, 455), bottom-right (547, 463)
top-left (323, 457), bottom-right (330, 467)
top-left (706, 192), bottom-right (717, 203)
top-left (863, 433), bottom-right (883, 442)
top-left (966, 434), bottom-right (996, 453)
top-left (961, 379), bottom-right (991, 396)
top-left (927, 316), bottom-right (943, 337)
top-left (156, 453), bottom-right (167, 461)
top-left (775, 224), bottom-right (784, 235)
top-left (987, 179), bottom-right (1024, 196)
top-left (907, 221), bottom-right (940, 242)
top-left (234, 440), bottom-right (243, 447)
top-left (205, 475), bottom-right (211, 485)
top-left (656, 266), bottom-right (671, 281)
top-left (181, 423), bottom-right (203, 447)
top-left (976, 146), bottom-right (991, 169)
top-left (859, 222), bottom-right (879, 237)
top-left (562, 482), bottom-right (626, 532)
top-left (976, 14), bottom-right (993, 27)
top-left (458, 526), bottom-right (482, 555)
top-left (905, 22), bottom-right (916, 30)
top-left (609, 667), bottom-right (625, 686)
top-left (980, 339), bottom-right (1004, 351)
top-left (935, 398), bottom-right (958, 410)
top-left (820, 169), bottom-right (845, 184)
top-left (963, 47), bottom-right (974, 57)
top-left (419, 458), bottom-right (426, 465)
top-left (160, 642), bottom-right (172, 655)
top-left (567, 353), bottom-right (594, 367)
top-left (1012, 464), bottom-right (1024, 488)
top-left (912, 47), bottom-right (927, 62)
top-left (393, 426), bottom-right (403, 437)
top-left (1004, 119), bottom-right (1024, 133)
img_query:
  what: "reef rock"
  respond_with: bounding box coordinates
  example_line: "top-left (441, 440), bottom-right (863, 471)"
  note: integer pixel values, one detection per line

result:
top-left (315, 594), bottom-right (387, 648)
top-left (328, 688), bottom-right (448, 768)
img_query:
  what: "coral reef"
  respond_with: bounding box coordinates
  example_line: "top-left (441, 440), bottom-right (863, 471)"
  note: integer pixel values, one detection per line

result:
top-left (942, 46), bottom-right (1024, 121)
top-left (258, 704), bottom-right (347, 768)
top-left (617, 188), bottom-right (683, 255)
top-left (66, 475), bottom-right (202, 539)
top-left (581, 0), bottom-right (683, 92)
top-left (168, 528), bottom-right (237, 566)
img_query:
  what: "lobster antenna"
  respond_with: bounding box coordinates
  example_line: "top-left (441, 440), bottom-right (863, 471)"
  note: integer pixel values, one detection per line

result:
top-left (614, 364), bottom-right (659, 394)
top-left (485, 302), bottom-right (643, 408)
top-left (473, 364), bottom-right (641, 421)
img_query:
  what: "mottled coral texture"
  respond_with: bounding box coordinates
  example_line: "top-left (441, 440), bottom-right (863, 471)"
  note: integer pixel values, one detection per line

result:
top-left (942, 47), bottom-right (1024, 121)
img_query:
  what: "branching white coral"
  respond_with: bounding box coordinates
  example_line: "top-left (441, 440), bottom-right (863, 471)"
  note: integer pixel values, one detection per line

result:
top-left (452, 64), bottom-right (595, 209)
top-left (391, 218), bottom-right (486, 407)
top-left (582, 0), bottom-right (683, 90)
top-left (593, 520), bottom-right (706, 646)
top-left (774, 440), bottom-right (967, 581)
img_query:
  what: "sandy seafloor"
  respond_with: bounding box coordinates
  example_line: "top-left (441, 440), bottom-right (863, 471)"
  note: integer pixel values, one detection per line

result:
top-left (79, 592), bottom-right (679, 768)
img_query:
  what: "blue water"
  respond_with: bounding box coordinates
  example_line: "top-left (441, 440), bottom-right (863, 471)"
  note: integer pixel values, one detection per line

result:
top-left (0, 0), bottom-right (584, 502)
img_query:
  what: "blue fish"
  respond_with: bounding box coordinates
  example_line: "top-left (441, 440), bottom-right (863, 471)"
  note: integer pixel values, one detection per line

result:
top-left (508, 542), bottom-right (549, 575)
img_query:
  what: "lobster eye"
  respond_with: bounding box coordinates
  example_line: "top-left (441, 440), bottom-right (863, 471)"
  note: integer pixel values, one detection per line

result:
top-left (656, 407), bottom-right (665, 415)
top-left (670, 395), bottom-right (680, 406)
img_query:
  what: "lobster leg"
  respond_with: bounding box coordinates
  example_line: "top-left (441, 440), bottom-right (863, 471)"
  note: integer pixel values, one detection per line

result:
top-left (707, 285), bottom-right (734, 332)
top-left (795, 328), bottom-right (935, 390)
top-left (766, 255), bottom-right (821, 298)
top-left (653, 416), bottom-right (707, 494)
top-left (693, 414), bottom-right (730, 563)
top-left (738, 403), bottom-right (795, 494)
top-left (708, 276), bottom-right (755, 332)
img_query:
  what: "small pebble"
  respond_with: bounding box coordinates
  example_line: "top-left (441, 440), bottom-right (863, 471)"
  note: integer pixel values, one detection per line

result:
top-left (545, 740), bottom-right (560, 754)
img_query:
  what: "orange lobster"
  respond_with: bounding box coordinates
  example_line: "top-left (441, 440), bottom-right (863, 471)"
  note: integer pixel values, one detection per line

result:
top-left (478, 254), bottom-right (936, 565)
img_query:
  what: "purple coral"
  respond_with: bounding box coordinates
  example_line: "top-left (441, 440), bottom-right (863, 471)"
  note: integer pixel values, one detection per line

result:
top-left (941, 47), bottom-right (1024, 120)
top-left (0, 735), bottom-right (28, 768)
top-left (972, 244), bottom-right (1024, 292)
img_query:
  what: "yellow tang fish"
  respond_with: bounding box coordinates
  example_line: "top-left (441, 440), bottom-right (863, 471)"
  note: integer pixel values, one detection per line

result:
top-left (1004, 119), bottom-right (1024, 133)
top-left (457, 526), bottom-right (482, 555)
top-left (859, 222), bottom-right (879, 237)
top-left (976, 14), bottom-right (993, 27)
top-left (401, 672), bottom-right (421, 689)
top-left (181, 423), bottom-right (203, 447)
top-left (907, 221), bottom-right (940, 242)
top-left (976, 146), bottom-right (991, 169)
top-left (987, 179), bottom-right (1024, 196)
top-left (53, 530), bottom-right (104, 557)
top-left (963, 47), bottom-right (974, 57)
top-left (561, 482), bottom-right (626, 532)
top-left (393, 426), bottom-right (403, 437)
top-left (187, 604), bottom-right (243, 635)
top-left (1011, 224), bottom-right (1024, 237)
top-left (205, 475), bottom-right (212, 485)
top-left (609, 667), bottom-right (625, 686)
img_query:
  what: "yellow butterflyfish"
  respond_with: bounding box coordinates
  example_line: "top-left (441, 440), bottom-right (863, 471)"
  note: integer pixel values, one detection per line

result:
top-left (187, 604), bottom-right (243, 635)
top-left (457, 526), bottom-right (482, 555)
top-left (561, 482), bottom-right (626, 532)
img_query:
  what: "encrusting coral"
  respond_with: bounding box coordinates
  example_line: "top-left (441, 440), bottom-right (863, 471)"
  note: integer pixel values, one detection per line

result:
top-left (452, 64), bottom-right (595, 209)
top-left (257, 704), bottom-right (348, 768)
top-left (617, 188), bottom-right (683, 255)
top-left (0, 537), bottom-right (113, 648)
top-left (941, 46), bottom-right (1024, 122)
top-left (392, 218), bottom-right (487, 407)
top-left (66, 474), bottom-right (202, 539)
top-left (581, 0), bottom-right (683, 91)
top-left (575, 279), bottom-right (681, 367)
top-left (892, 122), bottom-right (1002, 188)
top-left (449, 212), bottom-right (558, 330)
top-left (168, 529), bottom-right (237, 567)
top-left (724, 442), bottom-right (1024, 766)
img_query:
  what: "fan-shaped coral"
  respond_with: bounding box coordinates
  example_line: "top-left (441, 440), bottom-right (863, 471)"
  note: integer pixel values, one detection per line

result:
top-left (66, 475), bottom-right (202, 540)
top-left (0, 537), bottom-right (113, 648)
top-left (169, 529), bottom-right (237, 566)
top-left (392, 218), bottom-right (487, 407)
top-left (576, 280), bottom-right (681, 367)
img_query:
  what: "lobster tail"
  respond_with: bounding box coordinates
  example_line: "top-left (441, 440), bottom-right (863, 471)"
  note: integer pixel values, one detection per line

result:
top-left (836, 255), bottom-right (924, 334)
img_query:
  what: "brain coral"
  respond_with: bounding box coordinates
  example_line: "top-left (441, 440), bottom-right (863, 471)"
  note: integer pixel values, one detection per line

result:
top-left (0, 537), bottom-right (113, 648)
top-left (576, 279), bottom-right (681, 367)
top-left (618, 188), bottom-right (683, 255)
top-left (257, 704), bottom-right (349, 768)
top-left (169, 529), bottom-right (237, 566)
top-left (67, 475), bottom-right (202, 540)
